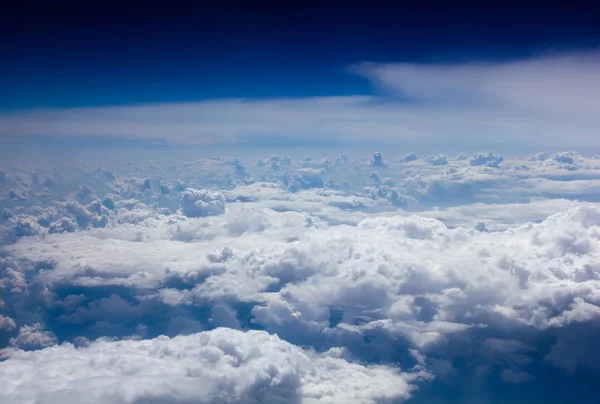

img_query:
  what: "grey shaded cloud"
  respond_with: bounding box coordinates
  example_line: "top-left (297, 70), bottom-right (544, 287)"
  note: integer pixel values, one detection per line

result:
top-left (470, 152), bottom-right (504, 168)
top-left (9, 323), bottom-right (57, 350)
top-left (180, 188), bottom-right (227, 218)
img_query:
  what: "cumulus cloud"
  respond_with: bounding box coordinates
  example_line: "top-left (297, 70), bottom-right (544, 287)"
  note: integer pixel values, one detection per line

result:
top-left (4, 151), bottom-right (600, 402)
top-left (470, 152), bottom-right (504, 168)
top-left (8, 323), bottom-right (58, 350)
top-left (401, 153), bottom-right (418, 163)
top-left (180, 188), bottom-right (227, 218)
top-left (0, 314), bottom-right (16, 331)
top-left (0, 328), bottom-right (426, 404)
top-left (7, 197), bottom-right (600, 374)
top-left (425, 154), bottom-right (448, 166)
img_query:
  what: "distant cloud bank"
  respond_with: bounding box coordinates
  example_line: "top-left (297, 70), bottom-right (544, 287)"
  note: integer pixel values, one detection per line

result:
top-left (0, 51), bottom-right (598, 150)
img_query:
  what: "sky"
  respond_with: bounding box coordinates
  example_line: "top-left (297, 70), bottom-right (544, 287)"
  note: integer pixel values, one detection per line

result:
top-left (3, 1), bottom-right (599, 108)
top-left (3, 2), bottom-right (600, 404)
top-left (1, 0), bottom-right (600, 152)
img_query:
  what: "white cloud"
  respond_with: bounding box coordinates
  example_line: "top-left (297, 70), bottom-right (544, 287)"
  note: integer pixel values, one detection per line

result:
top-left (7, 196), bottom-right (600, 357)
top-left (5, 152), bottom-right (600, 401)
top-left (425, 155), bottom-right (449, 166)
top-left (469, 152), bottom-right (504, 168)
top-left (0, 328), bottom-right (426, 404)
top-left (180, 188), bottom-right (227, 218)
top-left (354, 52), bottom-right (600, 120)
top-left (418, 198), bottom-right (583, 230)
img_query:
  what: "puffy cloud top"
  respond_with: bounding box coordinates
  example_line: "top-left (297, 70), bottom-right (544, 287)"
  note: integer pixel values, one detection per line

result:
top-left (470, 152), bottom-right (504, 168)
top-left (9, 323), bottom-right (57, 350)
top-left (180, 188), bottom-right (227, 218)
top-left (402, 153), bottom-right (418, 163)
top-left (425, 154), bottom-right (448, 166)
top-left (0, 328), bottom-right (425, 404)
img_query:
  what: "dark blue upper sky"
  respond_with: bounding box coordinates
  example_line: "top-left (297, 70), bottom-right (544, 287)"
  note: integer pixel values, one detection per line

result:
top-left (2, 0), bottom-right (599, 109)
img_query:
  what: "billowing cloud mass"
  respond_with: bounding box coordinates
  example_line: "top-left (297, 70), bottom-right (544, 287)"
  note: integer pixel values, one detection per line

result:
top-left (181, 188), bottom-right (227, 218)
top-left (0, 328), bottom-right (426, 404)
top-left (2, 149), bottom-right (600, 402)
top-left (1, 52), bottom-right (599, 149)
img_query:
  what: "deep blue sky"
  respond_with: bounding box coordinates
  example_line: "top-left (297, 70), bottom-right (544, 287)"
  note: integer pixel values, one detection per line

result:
top-left (2, 0), bottom-right (599, 109)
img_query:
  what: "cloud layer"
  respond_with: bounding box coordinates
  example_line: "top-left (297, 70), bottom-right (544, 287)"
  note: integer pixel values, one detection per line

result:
top-left (3, 150), bottom-right (600, 402)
